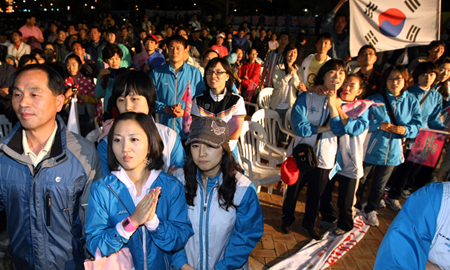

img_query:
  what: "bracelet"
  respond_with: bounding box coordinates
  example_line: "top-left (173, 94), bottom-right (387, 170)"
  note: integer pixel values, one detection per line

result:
top-left (122, 216), bottom-right (138, 232)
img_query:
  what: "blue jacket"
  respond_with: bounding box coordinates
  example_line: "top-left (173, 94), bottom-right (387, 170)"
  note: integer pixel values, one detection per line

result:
top-left (97, 122), bottom-right (186, 175)
top-left (85, 172), bottom-right (193, 270)
top-left (172, 170), bottom-right (264, 270)
top-left (375, 182), bottom-right (450, 270)
top-left (364, 91), bottom-right (422, 166)
top-left (151, 62), bottom-right (205, 139)
top-left (407, 84), bottom-right (446, 130)
top-left (0, 116), bottom-right (102, 270)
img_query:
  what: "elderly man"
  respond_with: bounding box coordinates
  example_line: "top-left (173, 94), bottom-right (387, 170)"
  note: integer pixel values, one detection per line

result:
top-left (0, 64), bottom-right (102, 269)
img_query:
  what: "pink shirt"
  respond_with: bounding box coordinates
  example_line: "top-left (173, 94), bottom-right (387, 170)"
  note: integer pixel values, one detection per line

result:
top-left (211, 45), bottom-right (229, 58)
top-left (18, 25), bottom-right (43, 40)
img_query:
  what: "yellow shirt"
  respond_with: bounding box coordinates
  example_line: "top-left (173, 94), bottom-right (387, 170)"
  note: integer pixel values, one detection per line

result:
top-left (22, 122), bottom-right (58, 167)
top-left (307, 56), bottom-right (328, 88)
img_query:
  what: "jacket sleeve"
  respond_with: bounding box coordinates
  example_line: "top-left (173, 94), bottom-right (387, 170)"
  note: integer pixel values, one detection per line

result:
top-left (120, 46), bottom-right (133, 68)
top-left (85, 181), bottom-right (130, 257)
top-left (169, 134), bottom-right (186, 169)
top-left (94, 77), bottom-right (106, 98)
top-left (330, 110), bottom-right (369, 137)
top-left (249, 64), bottom-right (262, 87)
top-left (272, 66), bottom-right (292, 92)
top-left (97, 138), bottom-right (110, 176)
top-left (292, 93), bottom-right (319, 137)
top-left (193, 69), bottom-right (206, 97)
top-left (402, 97), bottom-right (422, 139)
top-left (214, 186), bottom-right (264, 270)
top-left (151, 70), bottom-right (167, 113)
top-left (427, 94), bottom-right (446, 130)
top-left (374, 183), bottom-right (443, 270)
top-left (171, 249), bottom-right (189, 270)
top-left (149, 178), bottom-right (194, 252)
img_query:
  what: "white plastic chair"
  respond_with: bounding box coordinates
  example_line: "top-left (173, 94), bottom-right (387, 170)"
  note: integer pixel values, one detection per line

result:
top-left (251, 109), bottom-right (296, 165)
top-left (257, 87), bottom-right (273, 109)
top-left (238, 121), bottom-right (284, 194)
top-left (285, 107), bottom-right (293, 132)
top-left (0, 115), bottom-right (13, 138)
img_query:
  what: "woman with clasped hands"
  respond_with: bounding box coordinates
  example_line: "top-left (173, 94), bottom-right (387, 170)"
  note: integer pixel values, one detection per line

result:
top-left (85, 112), bottom-right (193, 270)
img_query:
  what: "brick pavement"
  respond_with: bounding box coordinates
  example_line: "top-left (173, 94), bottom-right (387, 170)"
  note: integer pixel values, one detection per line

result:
top-left (248, 183), bottom-right (401, 270)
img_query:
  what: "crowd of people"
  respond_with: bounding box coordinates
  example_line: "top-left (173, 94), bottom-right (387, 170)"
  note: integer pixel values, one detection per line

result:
top-left (0, 0), bottom-right (450, 268)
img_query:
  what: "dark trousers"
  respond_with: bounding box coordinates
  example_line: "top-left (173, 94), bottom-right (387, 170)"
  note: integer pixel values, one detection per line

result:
top-left (356, 163), bottom-right (395, 213)
top-left (319, 176), bottom-right (338, 223)
top-left (336, 175), bottom-right (358, 231)
top-left (282, 168), bottom-right (333, 230)
top-left (388, 159), bottom-right (422, 200)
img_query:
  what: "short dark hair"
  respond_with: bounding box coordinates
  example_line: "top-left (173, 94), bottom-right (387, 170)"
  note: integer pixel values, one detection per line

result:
top-left (107, 112), bottom-right (164, 172)
top-left (412, 62), bottom-right (438, 84)
top-left (105, 27), bottom-right (119, 44)
top-left (278, 32), bottom-right (290, 40)
top-left (10, 64), bottom-right (65, 95)
top-left (380, 64), bottom-right (409, 94)
top-left (17, 55), bottom-right (37, 68)
top-left (201, 49), bottom-right (220, 62)
top-left (111, 70), bottom-right (157, 115)
top-left (90, 26), bottom-right (101, 33)
top-left (12, 30), bottom-right (23, 37)
top-left (102, 43), bottom-right (123, 60)
top-left (316, 32), bottom-right (333, 44)
top-left (30, 48), bottom-right (44, 59)
top-left (167, 34), bottom-right (188, 49)
top-left (427, 40), bottom-right (445, 52)
top-left (357, 44), bottom-right (376, 57)
top-left (204, 58), bottom-right (234, 95)
top-left (313, 59), bottom-right (346, 87)
top-left (71, 41), bottom-right (84, 50)
top-left (175, 26), bottom-right (189, 36)
top-left (65, 54), bottom-right (83, 71)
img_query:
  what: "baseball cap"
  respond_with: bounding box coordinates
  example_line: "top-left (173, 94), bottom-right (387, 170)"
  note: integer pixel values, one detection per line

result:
top-left (216, 33), bottom-right (225, 39)
top-left (185, 117), bottom-right (230, 147)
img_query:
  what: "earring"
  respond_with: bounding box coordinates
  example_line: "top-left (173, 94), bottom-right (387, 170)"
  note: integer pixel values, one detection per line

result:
top-left (144, 156), bottom-right (152, 165)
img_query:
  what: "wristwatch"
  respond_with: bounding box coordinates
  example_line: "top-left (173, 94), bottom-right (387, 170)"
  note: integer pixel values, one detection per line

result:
top-left (122, 217), bottom-right (138, 232)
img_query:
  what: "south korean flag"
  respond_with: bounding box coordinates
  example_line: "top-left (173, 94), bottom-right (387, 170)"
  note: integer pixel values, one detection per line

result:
top-left (349, 0), bottom-right (441, 57)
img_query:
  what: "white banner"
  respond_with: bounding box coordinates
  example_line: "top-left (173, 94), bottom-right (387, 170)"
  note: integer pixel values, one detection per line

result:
top-left (67, 97), bottom-right (80, 135)
top-left (349, 0), bottom-right (441, 57)
top-left (270, 215), bottom-right (370, 270)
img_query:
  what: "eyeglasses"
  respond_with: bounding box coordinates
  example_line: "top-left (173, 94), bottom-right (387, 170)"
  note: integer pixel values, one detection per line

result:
top-left (206, 70), bottom-right (227, 76)
top-left (360, 52), bottom-right (375, 57)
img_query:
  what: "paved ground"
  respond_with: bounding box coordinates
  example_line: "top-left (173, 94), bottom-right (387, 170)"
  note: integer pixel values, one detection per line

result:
top-left (248, 182), bottom-right (402, 270)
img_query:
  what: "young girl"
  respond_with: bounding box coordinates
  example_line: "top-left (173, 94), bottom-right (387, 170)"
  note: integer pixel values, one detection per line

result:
top-left (323, 74), bottom-right (369, 235)
top-left (282, 59), bottom-right (345, 240)
top-left (356, 65), bottom-right (422, 226)
top-left (172, 117), bottom-right (264, 270)
top-left (85, 112), bottom-right (193, 270)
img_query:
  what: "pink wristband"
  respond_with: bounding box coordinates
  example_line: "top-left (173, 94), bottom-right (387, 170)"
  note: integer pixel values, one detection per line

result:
top-left (122, 217), bottom-right (138, 232)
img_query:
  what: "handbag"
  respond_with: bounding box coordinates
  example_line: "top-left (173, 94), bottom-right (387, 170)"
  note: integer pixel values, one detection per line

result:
top-left (293, 143), bottom-right (319, 172)
top-left (281, 154), bottom-right (299, 185)
top-left (84, 247), bottom-right (135, 270)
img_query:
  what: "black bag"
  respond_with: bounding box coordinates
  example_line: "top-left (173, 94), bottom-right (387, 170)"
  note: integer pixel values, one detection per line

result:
top-left (293, 143), bottom-right (318, 172)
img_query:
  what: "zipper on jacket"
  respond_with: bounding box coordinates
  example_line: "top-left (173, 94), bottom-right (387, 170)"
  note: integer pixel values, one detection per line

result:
top-left (384, 97), bottom-right (397, 165)
top-left (174, 72), bottom-right (178, 131)
top-left (46, 189), bottom-right (51, 226)
top-left (201, 184), bottom-right (218, 270)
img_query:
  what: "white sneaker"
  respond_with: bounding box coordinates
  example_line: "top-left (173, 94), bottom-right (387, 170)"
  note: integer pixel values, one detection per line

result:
top-left (385, 197), bottom-right (402, 211)
top-left (379, 199), bottom-right (386, 209)
top-left (401, 189), bottom-right (411, 199)
top-left (366, 211), bottom-right (379, 227)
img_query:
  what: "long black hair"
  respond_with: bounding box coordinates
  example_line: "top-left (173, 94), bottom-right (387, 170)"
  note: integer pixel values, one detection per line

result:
top-left (183, 142), bottom-right (242, 211)
top-left (282, 43), bottom-right (298, 75)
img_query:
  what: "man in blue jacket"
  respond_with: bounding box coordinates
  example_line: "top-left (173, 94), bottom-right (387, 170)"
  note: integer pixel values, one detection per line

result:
top-left (151, 35), bottom-right (205, 140)
top-left (0, 64), bottom-right (102, 269)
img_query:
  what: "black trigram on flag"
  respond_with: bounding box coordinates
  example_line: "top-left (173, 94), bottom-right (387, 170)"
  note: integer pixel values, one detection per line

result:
top-left (404, 0), bottom-right (421, 13)
top-left (406, 25), bottom-right (421, 42)
top-left (364, 2), bottom-right (378, 18)
top-left (364, 30), bottom-right (378, 46)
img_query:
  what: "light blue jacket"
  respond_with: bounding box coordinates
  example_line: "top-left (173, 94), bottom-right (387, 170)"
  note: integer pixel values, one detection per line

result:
top-left (375, 182), bottom-right (450, 270)
top-left (172, 170), bottom-right (264, 270)
top-left (407, 84), bottom-right (446, 130)
top-left (85, 172), bottom-right (193, 270)
top-left (364, 91), bottom-right (422, 166)
top-left (151, 62), bottom-right (205, 139)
